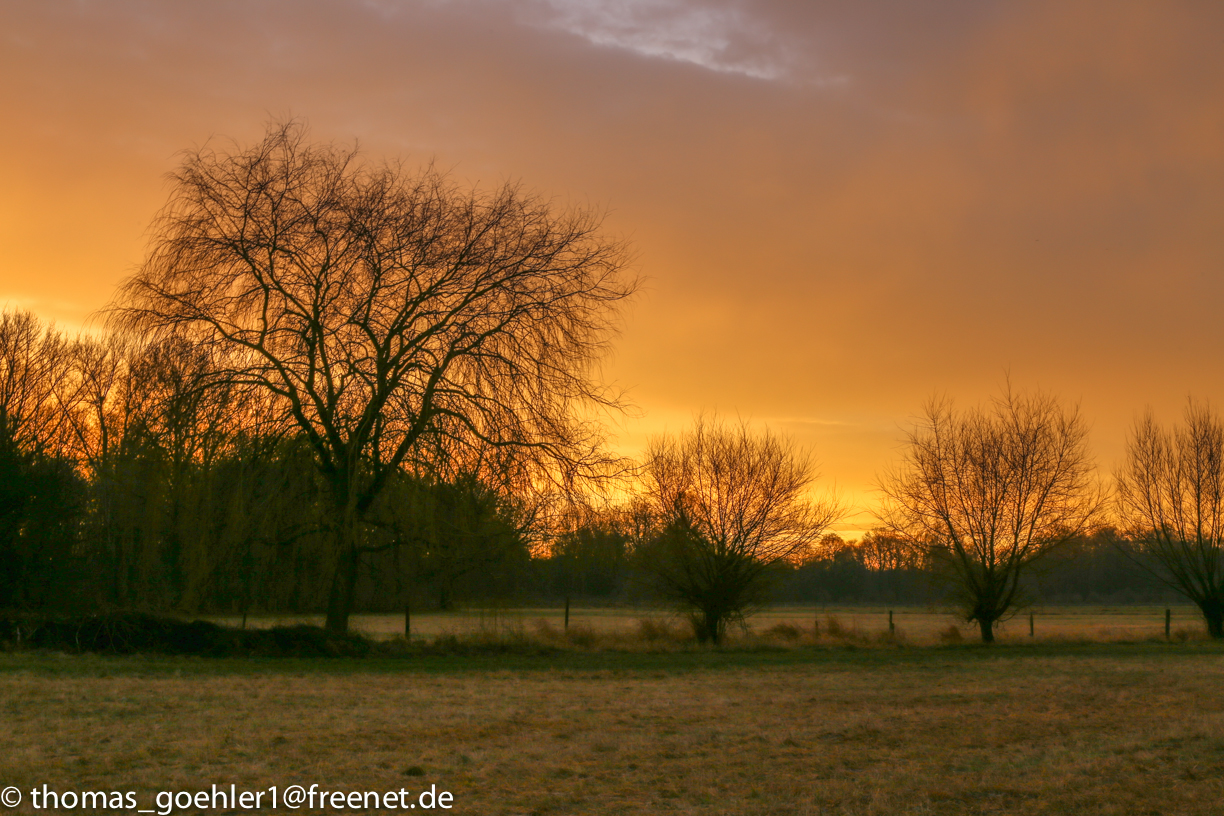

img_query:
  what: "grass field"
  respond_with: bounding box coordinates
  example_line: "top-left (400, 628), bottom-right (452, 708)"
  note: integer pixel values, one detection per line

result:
top-left (207, 604), bottom-right (1211, 645)
top-left (3, 614), bottom-right (1224, 815)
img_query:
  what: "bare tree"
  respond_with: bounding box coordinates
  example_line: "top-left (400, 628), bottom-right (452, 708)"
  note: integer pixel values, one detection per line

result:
top-left (879, 388), bottom-right (1102, 642)
top-left (1116, 401), bottom-right (1224, 638)
top-left (639, 416), bottom-right (842, 644)
top-left (58, 333), bottom-right (130, 476)
top-left (110, 120), bottom-right (636, 632)
top-left (856, 530), bottom-right (925, 572)
top-left (0, 310), bottom-right (72, 456)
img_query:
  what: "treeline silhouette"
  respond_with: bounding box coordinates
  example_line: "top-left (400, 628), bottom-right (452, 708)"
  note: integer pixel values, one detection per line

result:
top-left (543, 527), bottom-right (1178, 609)
top-left (0, 309), bottom-right (540, 615)
top-left (0, 308), bottom-right (1174, 619)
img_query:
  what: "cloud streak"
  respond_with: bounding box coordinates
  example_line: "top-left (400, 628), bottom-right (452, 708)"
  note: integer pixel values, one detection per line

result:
top-left (524, 0), bottom-right (792, 79)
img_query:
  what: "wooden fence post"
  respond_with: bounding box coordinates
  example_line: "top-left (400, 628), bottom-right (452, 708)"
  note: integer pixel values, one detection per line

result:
top-left (564, 597), bottom-right (570, 631)
top-left (1029, 612), bottom-right (1034, 638)
top-left (404, 601), bottom-right (411, 640)
top-left (888, 610), bottom-right (894, 635)
top-left (1165, 608), bottom-right (1171, 640)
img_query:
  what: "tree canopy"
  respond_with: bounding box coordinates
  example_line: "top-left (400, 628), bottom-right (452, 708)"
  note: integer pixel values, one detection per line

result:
top-left (111, 121), bottom-right (637, 631)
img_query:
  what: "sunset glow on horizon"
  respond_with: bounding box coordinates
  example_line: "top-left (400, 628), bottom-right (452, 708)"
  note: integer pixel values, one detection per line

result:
top-left (3, 1), bottom-right (1222, 533)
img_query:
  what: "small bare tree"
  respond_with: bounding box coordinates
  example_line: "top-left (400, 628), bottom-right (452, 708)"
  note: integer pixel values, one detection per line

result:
top-left (879, 388), bottom-right (1102, 642)
top-left (1116, 401), bottom-right (1224, 638)
top-left (110, 120), bottom-right (636, 632)
top-left (58, 333), bottom-right (130, 476)
top-left (639, 416), bottom-right (842, 644)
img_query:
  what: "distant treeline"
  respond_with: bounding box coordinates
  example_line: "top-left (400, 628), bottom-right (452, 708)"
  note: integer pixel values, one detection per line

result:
top-left (538, 526), bottom-right (1179, 609)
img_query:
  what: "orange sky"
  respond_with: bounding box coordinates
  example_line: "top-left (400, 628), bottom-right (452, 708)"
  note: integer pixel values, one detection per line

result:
top-left (2, 1), bottom-right (1222, 533)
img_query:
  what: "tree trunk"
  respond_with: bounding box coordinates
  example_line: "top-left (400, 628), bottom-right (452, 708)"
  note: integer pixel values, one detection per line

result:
top-left (324, 532), bottom-right (360, 634)
top-left (977, 617), bottom-right (995, 643)
top-left (694, 607), bottom-right (722, 645)
top-left (1199, 598), bottom-right (1224, 639)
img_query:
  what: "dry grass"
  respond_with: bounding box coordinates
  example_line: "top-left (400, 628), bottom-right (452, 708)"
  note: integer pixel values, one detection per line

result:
top-left (2, 644), bottom-right (1224, 814)
top-left (208, 605), bottom-right (1212, 646)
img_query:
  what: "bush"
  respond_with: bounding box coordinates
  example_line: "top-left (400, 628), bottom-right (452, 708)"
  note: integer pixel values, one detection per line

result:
top-left (0, 612), bottom-right (370, 657)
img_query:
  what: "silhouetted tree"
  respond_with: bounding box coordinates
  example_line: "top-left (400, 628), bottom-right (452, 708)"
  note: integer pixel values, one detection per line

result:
top-left (381, 471), bottom-right (531, 609)
top-left (1116, 401), bottom-right (1224, 638)
top-left (0, 310), bottom-right (70, 456)
top-left (58, 332), bottom-right (131, 475)
top-left (0, 424), bottom-right (86, 609)
top-left (111, 120), bottom-right (635, 632)
top-left (857, 530), bottom-right (924, 572)
top-left (639, 416), bottom-right (841, 644)
top-left (0, 310), bottom-right (88, 609)
top-left (549, 505), bottom-right (632, 599)
top-left (880, 388), bottom-right (1102, 642)
top-left (59, 333), bottom-right (272, 610)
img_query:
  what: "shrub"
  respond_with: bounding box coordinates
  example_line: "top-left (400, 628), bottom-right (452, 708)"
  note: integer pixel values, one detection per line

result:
top-left (0, 613), bottom-right (370, 657)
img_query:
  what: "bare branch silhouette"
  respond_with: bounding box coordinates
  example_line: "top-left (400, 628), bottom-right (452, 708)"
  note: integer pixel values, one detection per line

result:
top-left (879, 386), bottom-right (1104, 642)
top-left (639, 415), bottom-right (843, 643)
top-left (1116, 400), bottom-right (1224, 638)
top-left (108, 120), bottom-right (637, 632)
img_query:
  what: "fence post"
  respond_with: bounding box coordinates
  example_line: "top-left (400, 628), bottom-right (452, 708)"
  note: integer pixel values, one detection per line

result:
top-left (888, 609), bottom-right (894, 635)
top-left (1029, 612), bottom-right (1034, 638)
top-left (564, 597), bottom-right (570, 631)
top-left (1165, 608), bottom-right (1171, 640)
top-left (813, 609), bottom-right (820, 638)
top-left (404, 601), bottom-right (411, 640)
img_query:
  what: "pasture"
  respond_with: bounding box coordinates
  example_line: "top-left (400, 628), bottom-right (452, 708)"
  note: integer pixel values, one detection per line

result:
top-left (208, 604), bottom-right (1209, 645)
top-left (2, 609), bottom-right (1223, 815)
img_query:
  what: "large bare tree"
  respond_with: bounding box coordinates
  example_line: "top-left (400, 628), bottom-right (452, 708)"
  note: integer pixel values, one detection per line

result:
top-left (879, 388), bottom-right (1102, 642)
top-left (639, 416), bottom-right (842, 644)
top-left (1116, 401), bottom-right (1224, 638)
top-left (110, 121), bottom-right (636, 632)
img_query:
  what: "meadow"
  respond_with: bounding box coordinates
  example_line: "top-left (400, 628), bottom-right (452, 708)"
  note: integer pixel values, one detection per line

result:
top-left (208, 604), bottom-right (1209, 645)
top-left (2, 607), bottom-right (1223, 815)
